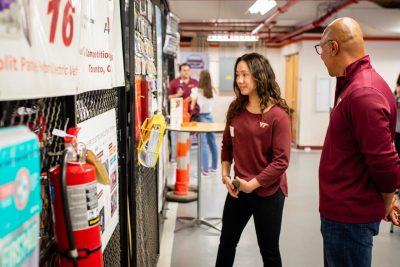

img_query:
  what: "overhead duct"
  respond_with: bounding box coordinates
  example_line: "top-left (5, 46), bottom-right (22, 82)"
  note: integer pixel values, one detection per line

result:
top-left (367, 0), bottom-right (400, 9)
top-left (179, 21), bottom-right (260, 27)
top-left (251, 0), bottom-right (299, 35)
top-left (267, 0), bottom-right (359, 43)
top-left (180, 29), bottom-right (288, 35)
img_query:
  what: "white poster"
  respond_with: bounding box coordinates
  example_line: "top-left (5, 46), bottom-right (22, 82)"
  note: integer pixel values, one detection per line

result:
top-left (77, 109), bottom-right (119, 251)
top-left (155, 6), bottom-right (164, 212)
top-left (180, 52), bottom-right (209, 81)
top-left (315, 76), bottom-right (334, 112)
top-left (170, 97), bottom-right (183, 128)
top-left (155, 6), bottom-right (162, 113)
top-left (0, 0), bottom-right (80, 99)
top-left (77, 0), bottom-right (125, 93)
top-left (0, 0), bottom-right (124, 100)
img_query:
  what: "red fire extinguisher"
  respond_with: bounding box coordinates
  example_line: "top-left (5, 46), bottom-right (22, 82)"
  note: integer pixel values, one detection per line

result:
top-left (49, 128), bottom-right (103, 267)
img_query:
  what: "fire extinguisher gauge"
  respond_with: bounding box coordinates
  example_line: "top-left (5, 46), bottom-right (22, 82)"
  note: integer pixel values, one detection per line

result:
top-left (76, 142), bottom-right (87, 163)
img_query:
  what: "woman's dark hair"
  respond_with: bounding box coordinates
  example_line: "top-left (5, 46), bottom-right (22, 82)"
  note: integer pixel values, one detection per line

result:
top-left (198, 70), bottom-right (214, 98)
top-left (226, 53), bottom-right (289, 124)
top-left (397, 73), bottom-right (400, 87)
top-left (394, 73), bottom-right (400, 96)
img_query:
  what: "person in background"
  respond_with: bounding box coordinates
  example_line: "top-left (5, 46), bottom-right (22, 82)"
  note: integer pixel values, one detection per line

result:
top-left (393, 73), bottom-right (400, 158)
top-left (168, 63), bottom-right (198, 161)
top-left (316, 17), bottom-right (400, 267)
top-left (190, 70), bottom-right (218, 176)
top-left (168, 63), bottom-right (198, 100)
top-left (216, 53), bottom-right (291, 267)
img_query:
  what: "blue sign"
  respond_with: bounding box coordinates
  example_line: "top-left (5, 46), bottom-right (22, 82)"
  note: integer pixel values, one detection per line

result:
top-left (0, 126), bottom-right (41, 266)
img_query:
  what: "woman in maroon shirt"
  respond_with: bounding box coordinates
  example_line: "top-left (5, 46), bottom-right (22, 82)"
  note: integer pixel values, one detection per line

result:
top-left (215, 53), bottom-right (291, 267)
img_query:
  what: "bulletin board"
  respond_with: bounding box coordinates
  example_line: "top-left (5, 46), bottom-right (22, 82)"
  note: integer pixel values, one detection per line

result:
top-left (219, 57), bottom-right (236, 91)
top-left (315, 77), bottom-right (334, 112)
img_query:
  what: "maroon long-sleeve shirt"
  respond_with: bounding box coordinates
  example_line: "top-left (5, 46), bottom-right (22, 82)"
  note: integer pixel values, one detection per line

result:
top-left (319, 55), bottom-right (399, 223)
top-left (221, 106), bottom-right (291, 197)
top-left (168, 77), bottom-right (198, 99)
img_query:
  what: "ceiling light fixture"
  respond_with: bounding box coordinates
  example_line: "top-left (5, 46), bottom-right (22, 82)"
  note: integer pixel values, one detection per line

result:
top-left (207, 34), bottom-right (259, 42)
top-left (248, 0), bottom-right (277, 16)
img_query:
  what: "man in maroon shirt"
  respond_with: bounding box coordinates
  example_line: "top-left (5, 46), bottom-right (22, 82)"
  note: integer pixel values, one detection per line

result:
top-left (168, 63), bottom-right (198, 100)
top-left (317, 17), bottom-right (400, 267)
top-left (168, 63), bottom-right (198, 161)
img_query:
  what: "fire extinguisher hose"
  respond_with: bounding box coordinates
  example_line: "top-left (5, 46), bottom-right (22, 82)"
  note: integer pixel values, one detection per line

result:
top-left (60, 150), bottom-right (79, 267)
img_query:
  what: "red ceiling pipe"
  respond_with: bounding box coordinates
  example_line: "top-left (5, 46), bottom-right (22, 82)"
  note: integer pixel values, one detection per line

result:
top-left (270, 0), bottom-right (359, 43)
top-left (251, 0), bottom-right (299, 35)
top-left (180, 29), bottom-right (288, 34)
top-left (180, 21), bottom-right (260, 26)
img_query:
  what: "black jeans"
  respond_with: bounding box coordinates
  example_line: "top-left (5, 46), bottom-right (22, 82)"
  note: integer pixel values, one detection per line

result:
top-left (215, 189), bottom-right (285, 267)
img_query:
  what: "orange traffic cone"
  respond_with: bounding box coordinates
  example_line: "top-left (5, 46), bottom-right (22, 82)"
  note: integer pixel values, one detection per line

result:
top-left (174, 132), bottom-right (189, 195)
top-left (186, 135), bottom-right (190, 185)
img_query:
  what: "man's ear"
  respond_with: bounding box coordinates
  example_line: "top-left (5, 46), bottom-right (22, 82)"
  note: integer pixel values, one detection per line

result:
top-left (331, 41), bottom-right (339, 56)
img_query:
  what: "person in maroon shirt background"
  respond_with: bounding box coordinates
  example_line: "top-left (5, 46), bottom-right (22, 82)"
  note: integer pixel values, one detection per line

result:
top-left (215, 53), bottom-right (291, 267)
top-left (167, 63), bottom-right (198, 161)
top-left (168, 63), bottom-right (198, 100)
top-left (316, 17), bottom-right (400, 267)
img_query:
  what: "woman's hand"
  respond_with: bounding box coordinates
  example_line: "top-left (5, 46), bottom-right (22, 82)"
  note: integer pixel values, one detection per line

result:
top-left (235, 177), bottom-right (261, 193)
top-left (222, 176), bottom-right (239, 198)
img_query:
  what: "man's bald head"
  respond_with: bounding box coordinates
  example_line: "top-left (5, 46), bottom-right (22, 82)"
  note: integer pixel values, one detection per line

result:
top-left (323, 17), bottom-right (365, 58)
top-left (319, 17), bottom-right (366, 76)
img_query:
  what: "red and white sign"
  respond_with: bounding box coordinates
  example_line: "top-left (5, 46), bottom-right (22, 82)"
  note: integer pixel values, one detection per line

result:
top-left (0, 0), bottom-right (124, 100)
top-left (77, 0), bottom-right (125, 92)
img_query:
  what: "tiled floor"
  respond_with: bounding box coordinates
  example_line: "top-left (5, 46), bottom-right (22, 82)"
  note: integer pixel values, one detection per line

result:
top-left (158, 138), bottom-right (400, 267)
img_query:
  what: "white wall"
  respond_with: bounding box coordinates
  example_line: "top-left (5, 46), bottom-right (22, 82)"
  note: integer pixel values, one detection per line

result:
top-left (212, 95), bottom-right (234, 123)
top-left (179, 39), bottom-right (400, 145)
top-left (295, 40), bottom-right (400, 147)
top-left (276, 40), bottom-right (332, 147)
top-left (265, 48), bottom-right (286, 98)
top-left (297, 40), bottom-right (332, 146)
top-left (365, 41), bottom-right (400, 88)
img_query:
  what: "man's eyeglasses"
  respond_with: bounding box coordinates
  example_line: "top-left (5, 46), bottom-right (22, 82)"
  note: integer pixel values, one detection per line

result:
top-left (314, 40), bottom-right (333, 55)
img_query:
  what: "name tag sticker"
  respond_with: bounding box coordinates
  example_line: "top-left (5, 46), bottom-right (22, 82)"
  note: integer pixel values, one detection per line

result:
top-left (229, 126), bottom-right (234, 137)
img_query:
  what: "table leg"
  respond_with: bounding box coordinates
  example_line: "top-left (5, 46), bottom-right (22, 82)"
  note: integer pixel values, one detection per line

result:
top-left (175, 218), bottom-right (221, 232)
top-left (197, 132), bottom-right (202, 219)
top-left (174, 217), bottom-right (196, 232)
top-left (175, 131), bottom-right (221, 232)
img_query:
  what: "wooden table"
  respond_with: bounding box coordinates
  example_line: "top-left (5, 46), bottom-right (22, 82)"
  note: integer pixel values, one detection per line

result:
top-left (166, 122), bottom-right (225, 232)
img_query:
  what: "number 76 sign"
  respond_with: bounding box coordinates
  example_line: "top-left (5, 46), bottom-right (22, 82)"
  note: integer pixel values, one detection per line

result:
top-left (0, 0), bottom-right (124, 100)
top-left (48, 0), bottom-right (76, 47)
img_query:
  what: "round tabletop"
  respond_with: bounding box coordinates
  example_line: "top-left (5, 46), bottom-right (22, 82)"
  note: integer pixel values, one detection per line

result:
top-left (166, 122), bottom-right (225, 133)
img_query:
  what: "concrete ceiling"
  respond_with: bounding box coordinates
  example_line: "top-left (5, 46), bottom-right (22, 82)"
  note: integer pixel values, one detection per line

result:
top-left (168, 0), bottom-right (400, 44)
